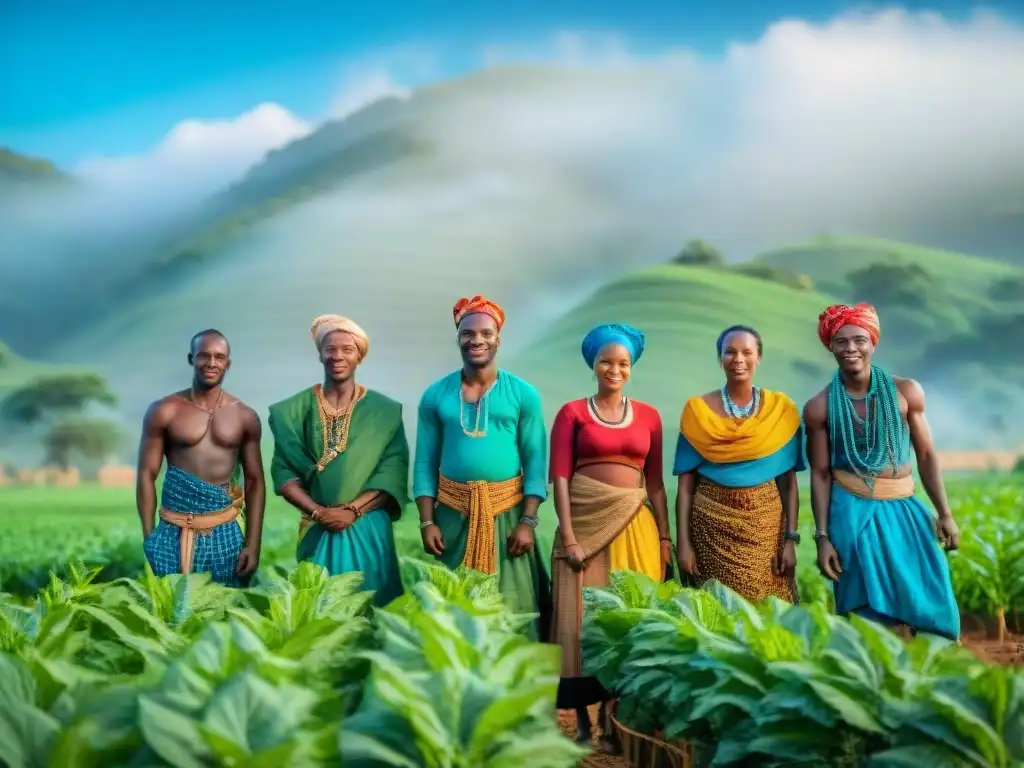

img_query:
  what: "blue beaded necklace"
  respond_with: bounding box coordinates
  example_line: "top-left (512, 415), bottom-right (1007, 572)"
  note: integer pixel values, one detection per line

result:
top-left (827, 365), bottom-right (909, 486)
top-left (721, 386), bottom-right (760, 419)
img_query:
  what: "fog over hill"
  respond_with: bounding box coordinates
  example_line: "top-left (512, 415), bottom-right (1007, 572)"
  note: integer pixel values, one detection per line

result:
top-left (2, 10), bottom-right (1024, 454)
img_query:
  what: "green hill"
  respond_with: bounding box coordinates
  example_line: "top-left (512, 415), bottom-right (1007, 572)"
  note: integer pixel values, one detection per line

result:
top-left (509, 264), bottom-right (841, 424)
top-left (0, 341), bottom-right (54, 394)
top-left (759, 235), bottom-right (1019, 290)
top-left (758, 235), bottom-right (1024, 351)
top-left (0, 147), bottom-right (74, 188)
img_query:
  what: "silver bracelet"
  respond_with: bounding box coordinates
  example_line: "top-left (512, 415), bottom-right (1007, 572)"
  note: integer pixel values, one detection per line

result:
top-left (518, 515), bottom-right (539, 529)
top-left (419, 520), bottom-right (436, 530)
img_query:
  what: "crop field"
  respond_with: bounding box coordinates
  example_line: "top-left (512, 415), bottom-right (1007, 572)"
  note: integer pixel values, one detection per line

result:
top-left (1, 473), bottom-right (1022, 767)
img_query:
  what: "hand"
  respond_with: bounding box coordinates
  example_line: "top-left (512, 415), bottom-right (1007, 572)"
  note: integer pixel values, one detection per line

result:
top-left (660, 538), bottom-right (673, 568)
top-left (816, 538), bottom-right (843, 582)
top-left (677, 542), bottom-right (699, 577)
top-left (563, 543), bottom-right (586, 572)
top-left (507, 522), bottom-right (535, 558)
top-left (774, 540), bottom-right (797, 577)
top-left (421, 523), bottom-right (445, 556)
top-left (319, 505), bottom-right (356, 532)
top-left (937, 513), bottom-right (960, 551)
top-left (235, 545), bottom-right (260, 577)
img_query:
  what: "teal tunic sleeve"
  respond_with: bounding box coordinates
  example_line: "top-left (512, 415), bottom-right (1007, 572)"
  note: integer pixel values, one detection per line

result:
top-left (516, 378), bottom-right (548, 500)
top-left (673, 428), bottom-right (806, 488)
top-left (412, 382), bottom-right (442, 498)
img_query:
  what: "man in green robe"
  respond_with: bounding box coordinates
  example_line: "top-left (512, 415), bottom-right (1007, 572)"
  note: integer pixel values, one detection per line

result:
top-left (413, 295), bottom-right (552, 640)
top-left (268, 314), bottom-right (410, 606)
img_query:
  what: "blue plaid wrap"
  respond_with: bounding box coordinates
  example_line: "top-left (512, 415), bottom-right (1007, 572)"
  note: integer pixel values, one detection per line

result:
top-left (143, 465), bottom-right (245, 586)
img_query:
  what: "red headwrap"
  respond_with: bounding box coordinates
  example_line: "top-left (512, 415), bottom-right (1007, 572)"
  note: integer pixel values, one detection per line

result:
top-left (453, 296), bottom-right (505, 329)
top-left (817, 303), bottom-right (881, 349)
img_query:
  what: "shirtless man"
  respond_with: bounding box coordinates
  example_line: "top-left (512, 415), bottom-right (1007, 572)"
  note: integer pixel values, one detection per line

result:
top-left (136, 329), bottom-right (265, 585)
top-left (804, 303), bottom-right (960, 641)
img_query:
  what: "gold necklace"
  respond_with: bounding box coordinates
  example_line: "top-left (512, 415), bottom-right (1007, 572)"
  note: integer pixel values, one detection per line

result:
top-left (315, 384), bottom-right (365, 471)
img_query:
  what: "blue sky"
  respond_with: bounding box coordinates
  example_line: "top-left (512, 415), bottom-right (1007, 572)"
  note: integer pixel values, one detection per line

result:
top-left (0, 0), bottom-right (1017, 167)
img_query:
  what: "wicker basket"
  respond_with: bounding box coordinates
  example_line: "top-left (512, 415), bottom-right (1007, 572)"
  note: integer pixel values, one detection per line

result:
top-left (609, 708), bottom-right (693, 768)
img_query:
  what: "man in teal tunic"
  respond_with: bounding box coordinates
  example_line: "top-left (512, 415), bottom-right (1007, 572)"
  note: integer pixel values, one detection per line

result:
top-left (804, 302), bottom-right (960, 641)
top-left (413, 295), bottom-right (552, 639)
top-left (268, 315), bottom-right (410, 606)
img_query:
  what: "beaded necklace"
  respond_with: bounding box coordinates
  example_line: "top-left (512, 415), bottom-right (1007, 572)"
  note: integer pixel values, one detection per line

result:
top-left (827, 365), bottom-right (908, 486)
top-left (721, 386), bottom-right (759, 419)
top-left (315, 384), bottom-right (366, 472)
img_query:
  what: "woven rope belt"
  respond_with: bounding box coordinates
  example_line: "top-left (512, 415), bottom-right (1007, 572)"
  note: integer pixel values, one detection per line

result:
top-left (436, 473), bottom-right (524, 574)
top-left (158, 485), bottom-right (243, 574)
top-left (833, 469), bottom-right (914, 500)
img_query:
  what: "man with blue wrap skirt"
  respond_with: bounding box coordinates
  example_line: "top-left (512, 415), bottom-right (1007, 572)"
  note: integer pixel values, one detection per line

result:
top-left (136, 329), bottom-right (266, 586)
top-left (804, 303), bottom-right (960, 641)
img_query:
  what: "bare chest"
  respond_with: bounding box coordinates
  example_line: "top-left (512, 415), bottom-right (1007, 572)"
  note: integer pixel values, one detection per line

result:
top-left (166, 405), bottom-right (245, 450)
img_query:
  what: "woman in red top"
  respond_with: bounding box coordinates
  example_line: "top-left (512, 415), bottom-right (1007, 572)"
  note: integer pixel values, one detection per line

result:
top-left (548, 322), bottom-right (672, 745)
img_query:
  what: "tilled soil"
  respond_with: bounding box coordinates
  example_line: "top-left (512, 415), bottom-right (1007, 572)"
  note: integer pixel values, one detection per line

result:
top-left (558, 707), bottom-right (629, 768)
top-left (960, 631), bottom-right (1024, 666)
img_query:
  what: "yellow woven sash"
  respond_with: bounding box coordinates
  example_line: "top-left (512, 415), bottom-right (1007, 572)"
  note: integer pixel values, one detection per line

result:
top-left (437, 473), bottom-right (524, 574)
top-left (833, 469), bottom-right (914, 500)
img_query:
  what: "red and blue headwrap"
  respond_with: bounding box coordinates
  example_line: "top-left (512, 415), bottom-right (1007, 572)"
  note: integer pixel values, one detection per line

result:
top-left (581, 323), bottom-right (646, 368)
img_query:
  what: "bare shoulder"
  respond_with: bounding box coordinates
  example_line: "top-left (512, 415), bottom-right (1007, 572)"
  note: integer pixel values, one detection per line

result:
top-left (698, 390), bottom-right (718, 407)
top-left (894, 376), bottom-right (925, 411)
top-left (144, 393), bottom-right (184, 424)
top-left (224, 395), bottom-right (262, 431)
top-left (802, 388), bottom-right (829, 426)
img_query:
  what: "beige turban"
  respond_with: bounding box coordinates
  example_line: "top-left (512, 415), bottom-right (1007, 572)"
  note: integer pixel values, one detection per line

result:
top-left (310, 315), bottom-right (370, 359)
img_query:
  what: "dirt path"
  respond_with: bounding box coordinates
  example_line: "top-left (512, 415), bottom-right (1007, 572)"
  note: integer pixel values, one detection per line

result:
top-left (558, 707), bottom-right (629, 768)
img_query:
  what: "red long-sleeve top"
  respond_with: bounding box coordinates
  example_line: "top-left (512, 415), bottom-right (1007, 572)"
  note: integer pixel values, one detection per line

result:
top-left (548, 398), bottom-right (665, 493)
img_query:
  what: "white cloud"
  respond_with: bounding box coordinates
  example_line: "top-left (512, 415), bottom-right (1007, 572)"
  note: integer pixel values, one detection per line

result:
top-left (75, 102), bottom-right (312, 200)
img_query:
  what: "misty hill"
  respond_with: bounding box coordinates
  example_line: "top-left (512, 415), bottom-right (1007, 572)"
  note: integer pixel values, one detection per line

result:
top-left (0, 148), bottom-right (74, 189)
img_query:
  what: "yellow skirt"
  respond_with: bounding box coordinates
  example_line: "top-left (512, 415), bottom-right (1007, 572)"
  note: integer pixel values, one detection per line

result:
top-left (607, 504), bottom-right (662, 579)
top-left (551, 474), bottom-right (663, 677)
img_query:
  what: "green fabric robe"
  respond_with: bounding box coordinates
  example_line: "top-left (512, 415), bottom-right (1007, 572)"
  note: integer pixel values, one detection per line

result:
top-left (268, 387), bottom-right (410, 606)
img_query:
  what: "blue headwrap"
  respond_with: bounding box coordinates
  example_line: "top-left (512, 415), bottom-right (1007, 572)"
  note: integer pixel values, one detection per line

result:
top-left (581, 323), bottom-right (646, 368)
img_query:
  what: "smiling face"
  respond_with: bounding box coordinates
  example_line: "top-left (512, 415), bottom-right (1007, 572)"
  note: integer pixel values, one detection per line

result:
top-left (594, 343), bottom-right (631, 394)
top-left (458, 313), bottom-right (500, 368)
top-left (830, 324), bottom-right (874, 375)
top-left (188, 333), bottom-right (230, 389)
top-left (719, 330), bottom-right (761, 384)
top-left (319, 330), bottom-right (363, 384)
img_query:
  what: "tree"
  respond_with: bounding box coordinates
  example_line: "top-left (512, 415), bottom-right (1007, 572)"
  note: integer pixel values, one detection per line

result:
top-left (0, 372), bottom-right (115, 424)
top-left (0, 371), bottom-right (121, 469)
top-left (44, 417), bottom-right (122, 470)
top-left (845, 259), bottom-right (939, 311)
top-left (671, 239), bottom-right (725, 267)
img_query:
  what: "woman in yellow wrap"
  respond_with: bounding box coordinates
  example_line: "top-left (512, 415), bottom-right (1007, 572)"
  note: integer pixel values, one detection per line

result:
top-left (674, 325), bottom-right (804, 603)
top-left (549, 323), bottom-right (671, 745)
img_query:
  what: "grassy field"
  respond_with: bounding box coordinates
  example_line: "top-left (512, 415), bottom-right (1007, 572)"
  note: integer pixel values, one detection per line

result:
top-left (4, 472), bottom-right (1022, 617)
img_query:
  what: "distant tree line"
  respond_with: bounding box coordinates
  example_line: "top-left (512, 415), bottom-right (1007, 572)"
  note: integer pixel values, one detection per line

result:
top-left (669, 239), bottom-right (814, 291)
